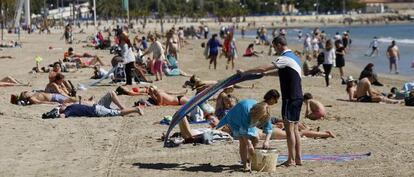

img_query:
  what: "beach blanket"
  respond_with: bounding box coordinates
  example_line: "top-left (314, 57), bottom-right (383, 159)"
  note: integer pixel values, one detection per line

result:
top-left (164, 73), bottom-right (263, 147)
top-left (277, 152), bottom-right (371, 163)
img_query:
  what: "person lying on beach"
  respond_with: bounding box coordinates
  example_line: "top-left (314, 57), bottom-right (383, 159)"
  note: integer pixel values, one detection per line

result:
top-left (0, 56), bottom-right (13, 59)
top-left (257, 119), bottom-right (335, 140)
top-left (388, 87), bottom-right (407, 100)
top-left (146, 86), bottom-right (189, 106)
top-left (215, 86), bottom-right (239, 119)
top-left (0, 76), bottom-right (30, 87)
top-left (115, 86), bottom-right (189, 106)
top-left (45, 73), bottom-right (76, 97)
top-left (63, 47), bottom-right (106, 68)
top-left (215, 89), bottom-right (279, 172)
top-left (11, 91), bottom-right (77, 105)
top-left (43, 91), bottom-right (143, 119)
top-left (356, 73), bottom-right (401, 104)
top-left (183, 75), bottom-right (254, 94)
top-left (303, 93), bottom-right (326, 120)
top-left (243, 43), bottom-right (263, 57)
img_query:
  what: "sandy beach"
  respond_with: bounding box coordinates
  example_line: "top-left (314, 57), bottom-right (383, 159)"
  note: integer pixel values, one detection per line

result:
top-left (0, 28), bottom-right (413, 177)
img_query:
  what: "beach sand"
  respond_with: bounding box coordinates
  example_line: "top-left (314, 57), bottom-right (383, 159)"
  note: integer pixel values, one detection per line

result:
top-left (0, 30), bottom-right (413, 177)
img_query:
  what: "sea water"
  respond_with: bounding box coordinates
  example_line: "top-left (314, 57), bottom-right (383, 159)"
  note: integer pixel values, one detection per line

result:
top-left (237, 23), bottom-right (414, 79)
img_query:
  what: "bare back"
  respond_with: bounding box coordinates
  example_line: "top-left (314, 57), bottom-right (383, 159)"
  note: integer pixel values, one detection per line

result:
top-left (355, 78), bottom-right (371, 98)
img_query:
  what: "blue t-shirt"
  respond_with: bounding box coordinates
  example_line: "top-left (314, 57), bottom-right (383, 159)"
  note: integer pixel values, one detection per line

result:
top-left (216, 99), bottom-right (272, 137)
top-left (141, 40), bottom-right (148, 49)
top-left (207, 38), bottom-right (221, 55)
top-left (272, 50), bottom-right (303, 100)
top-left (64, 104), bottom-right (97, 117)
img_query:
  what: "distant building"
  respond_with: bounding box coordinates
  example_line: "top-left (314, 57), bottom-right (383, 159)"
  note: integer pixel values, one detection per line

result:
top-left (359, 0), bottom-right (414, 13)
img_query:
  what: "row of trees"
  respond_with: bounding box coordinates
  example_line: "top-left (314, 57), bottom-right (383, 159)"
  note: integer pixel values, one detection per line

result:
top-left (92, 0), bottom-right (365, 19)
top-left (1, 0), bottom-right (366, 25)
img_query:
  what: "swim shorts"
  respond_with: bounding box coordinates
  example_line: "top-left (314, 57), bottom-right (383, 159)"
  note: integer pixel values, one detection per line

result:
top-left (94, 105), bottom-right (121, 117)
top-left (282, 98), bottom-right (303, 123)
top-left (389, 57), bottom-right (398, 64)
top-left (152, 59), bottom-right (163, 74)
top-left (51, 94), bottom-right (68, 104)
top-left (357, 95), bottom-right (372, 103)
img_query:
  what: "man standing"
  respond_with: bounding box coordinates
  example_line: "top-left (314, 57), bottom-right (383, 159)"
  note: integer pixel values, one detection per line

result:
top-left (386, 40), bottom-right (400, 74)
top-left (239, 36), bottom-right (303, 166)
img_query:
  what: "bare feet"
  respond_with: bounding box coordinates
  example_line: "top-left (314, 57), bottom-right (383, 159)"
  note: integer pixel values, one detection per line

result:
top-left (136, 107), bottom-right (144, 116)
top-left (277, 161), bottom-right (296, 167)
top-left (242, 161), bottom-right (251, 172)
top-left (326, 131), bottom-right (336, 138)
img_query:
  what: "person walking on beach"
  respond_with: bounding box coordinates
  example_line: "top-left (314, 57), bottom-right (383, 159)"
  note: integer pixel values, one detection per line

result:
top-left (207, 34), bottom-right (222, 70)
top-left (239, 36), bottom-right (304, 167)
top-left (224, 32), bottom-right (238, 70)
top-left (368, 37), bottom-right (379, 57)
top-left (335, 41), bottom-right (346, 84)
top-left (323, 40), bottom-right (336, 87)
top-left (386, 40), bottom-right (400, 74)
top-left (142, 35), bottom-right (166, 81)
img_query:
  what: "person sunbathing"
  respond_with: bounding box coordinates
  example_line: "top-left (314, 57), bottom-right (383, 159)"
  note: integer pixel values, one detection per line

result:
top-left (303, 93), bottom-right (326, 120)
top-left (183, 75), bottom-right (253, 94)
top-left (346, 77), bottom-right (358, 101)
top-left (11, 91), bottom-right (77, 105)
top-left (147, 86), bottom-right (189, 106)
top-left (45, 73), bottom-right (75, 97)
top-left (63, 47), bottom-right (106, 67)
top-left (243, 43), bottom-right (262, 57)
top-left (258, 119), bottom-right (335, 140)
top-left (46, 91), bottom-right (143, 118)
top-left (0, 76), bottom-right (30, 87)
top-left (356, 73), bottom-right (401, 104)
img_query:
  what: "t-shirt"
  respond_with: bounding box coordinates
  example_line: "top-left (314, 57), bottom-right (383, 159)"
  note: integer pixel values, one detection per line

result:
top-left (207, 38), bottom-right (221, 54)
top-left (216, 99), bottom-right (272, 136)
top-left (272, 50), bottom-right (303, 100)
top-left (148, 41), bottom-right (165, 61)
top-left (64, 104), bottom-right (97, 117)
top-left (141, 40), bottom-right (148, 49)
top-left (323, 48), bottom-right (336, 65)
top-left (121, 43), bottom-right (135, 64)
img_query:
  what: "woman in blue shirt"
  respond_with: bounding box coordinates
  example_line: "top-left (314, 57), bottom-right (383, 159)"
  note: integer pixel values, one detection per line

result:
top-left (216, 89), bottom-right (280, 171)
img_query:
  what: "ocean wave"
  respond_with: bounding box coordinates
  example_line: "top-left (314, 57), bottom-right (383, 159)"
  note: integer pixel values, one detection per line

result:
top-left (377, 37), bottom-right (414, 44)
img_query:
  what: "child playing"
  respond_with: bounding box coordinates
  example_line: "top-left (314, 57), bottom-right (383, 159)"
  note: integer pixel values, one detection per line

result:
top-left (303, 93), bottom-right (326, 120)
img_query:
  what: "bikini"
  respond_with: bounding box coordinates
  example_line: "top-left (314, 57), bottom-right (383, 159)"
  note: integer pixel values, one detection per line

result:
top-left (177, 95), bottom-right (184, 105)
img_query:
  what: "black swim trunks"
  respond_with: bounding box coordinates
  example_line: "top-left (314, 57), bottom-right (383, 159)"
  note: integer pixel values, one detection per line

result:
top-left (282, 98), bottom-right (303, 123)
top-left (357, 95), bottom-right (372, 102)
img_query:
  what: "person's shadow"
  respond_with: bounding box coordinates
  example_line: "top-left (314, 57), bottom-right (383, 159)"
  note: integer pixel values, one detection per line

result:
top-left (132, 162), bottom-right (241, 173)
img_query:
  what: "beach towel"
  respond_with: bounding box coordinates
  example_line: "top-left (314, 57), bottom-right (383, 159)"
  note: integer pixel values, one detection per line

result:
top-left (277, 152), bottom-right (371, 163)
top-left (164, 73), bottom-right (263, 147)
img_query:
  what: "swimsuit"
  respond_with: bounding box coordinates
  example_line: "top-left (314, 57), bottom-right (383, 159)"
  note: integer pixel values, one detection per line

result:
top-left (177, 95), bottom-right (184, 105)
top-left (51, 94), bottom-right (69, 104)
top-left (357, 95), bottom-right (372, 102)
